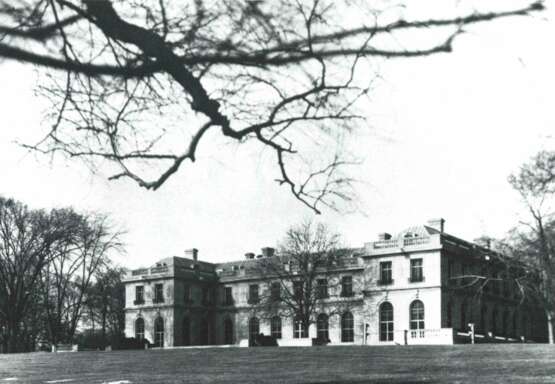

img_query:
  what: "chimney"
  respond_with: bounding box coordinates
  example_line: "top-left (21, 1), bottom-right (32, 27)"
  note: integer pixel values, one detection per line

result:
top-left (427, 218), bottom-right (445, 233)
top-left (245, 252), bottom-right (255, 260)
top-left (378, 233), bottom-right (392, 241)
top-left (261, 247), bottom-right (275, 257)
top-left (185, 248), bottom-right (198, 262)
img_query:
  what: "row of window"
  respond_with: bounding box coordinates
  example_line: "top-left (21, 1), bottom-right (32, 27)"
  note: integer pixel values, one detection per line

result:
top-left (247, 276), bottom-right (354, 304)
top-left (378, 300), bottom-right (425, 341)
top-left (134, 284), bottom-right (164, 305)
top-left (447, 259), bottom-right (516, 298)
top-left (446, 301), bottom-right (531, 337)
top-left (248, 312), bottom-right (355, 342)
top-left (136, 302), bottom-right (420, 347)
top-left (134, 283), bottom-right (216, 306)
top-left (136, 316), bottom-right (222, 347)
top-left (378, 259), bottom-right (424, 285)
top-left (135, 317), bottom-right (165, 347)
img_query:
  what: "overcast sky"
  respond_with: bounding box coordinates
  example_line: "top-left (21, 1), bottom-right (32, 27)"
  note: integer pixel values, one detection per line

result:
top-left (0, 1), bottom-right (553, 269)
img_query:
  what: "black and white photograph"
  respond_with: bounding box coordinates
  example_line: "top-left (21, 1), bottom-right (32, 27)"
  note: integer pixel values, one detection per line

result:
top-left (0, 0), bottom-right (554, 383)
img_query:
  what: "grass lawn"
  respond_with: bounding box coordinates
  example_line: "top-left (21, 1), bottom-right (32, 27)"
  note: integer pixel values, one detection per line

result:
top-left (1, 344), bottom-right (555, 384)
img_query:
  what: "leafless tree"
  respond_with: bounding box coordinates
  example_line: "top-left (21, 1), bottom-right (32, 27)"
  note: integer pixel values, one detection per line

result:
top-left (252, 221), bottom-right (359, 340)
top-left (81, 264), bottom-right (126, 347)
top-left (0, 197), bottom-right (74, 353)
top-left (507, 150), bottom-right (555, 343)
top-left (0, 1), bottom-right (544, 213)
top-left (42, 213), bottom-right (123, 346)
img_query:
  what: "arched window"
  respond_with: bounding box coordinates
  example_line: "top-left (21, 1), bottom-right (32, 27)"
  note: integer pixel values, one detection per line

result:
top-left (293, 316), bottom-right (308, 338)
top-left (135, 317), bottom-right (145, 340)
top-left (154, 316), bottom-right (164, 347)
top-left (409, 300), bottom-right (425, 338)
top-left (200, 317), bottom-right (209, 345)
top-left (317, 314), bottom-right (329, 341)
top-left (460, 301), bottom-right (467, 331)
top-left (182, 317), bottom-right (190, 346)
top-left (271, 316), bottom-right (282, 339)
top-left (224, 318), bottom-right (234, 344)
top-left (379, 302), bottom-right (394, 342)
top-left (248, 317), bottom-right (259, 345)
top-left (341, 312), bottom-right (354, 342)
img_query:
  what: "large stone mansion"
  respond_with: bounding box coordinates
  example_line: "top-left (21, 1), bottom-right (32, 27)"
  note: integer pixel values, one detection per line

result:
top-left (123, 219), bottom-right (547, 347)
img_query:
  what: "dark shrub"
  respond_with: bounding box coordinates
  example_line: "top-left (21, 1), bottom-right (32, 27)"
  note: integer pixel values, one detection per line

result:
top-left (114, 337), bottom-right (151, 350)
top-left (253, 333), bottom-right (278, 347)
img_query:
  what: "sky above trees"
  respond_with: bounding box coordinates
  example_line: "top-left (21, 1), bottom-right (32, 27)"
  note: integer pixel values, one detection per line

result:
top-left (0, 1), bottom-right (553, 269)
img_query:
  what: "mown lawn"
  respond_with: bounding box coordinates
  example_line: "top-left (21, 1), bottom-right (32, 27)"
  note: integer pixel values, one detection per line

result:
top-left (1, 344), bottom-right (555, 384)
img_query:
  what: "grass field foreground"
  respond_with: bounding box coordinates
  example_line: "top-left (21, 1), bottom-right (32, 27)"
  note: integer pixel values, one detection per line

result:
top-left (1, 344), bottom-right (555, 384)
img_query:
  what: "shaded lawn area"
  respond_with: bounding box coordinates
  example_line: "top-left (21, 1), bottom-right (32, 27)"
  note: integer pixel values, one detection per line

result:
top-left (1, 344), bottom-right (555, 384)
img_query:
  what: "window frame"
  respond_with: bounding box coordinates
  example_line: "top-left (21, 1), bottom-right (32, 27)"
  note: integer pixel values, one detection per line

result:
top-left (271, 316), bottom-right (282, 339)
top-left (224, 286), bottom-right (233, 306)
top-left (134, 285), bottom-right (144, 305)
top-left (135, 317), bottom-right (145, 340)
top-left (316, 278), bottom-right (329, 299)
top-left (293, 281), bottom-right (303, 301)
top-left (341, 276), bottom-right (353, 297)
top-left (317, 314), bottom-right (329, 341)
top-left (248, 284), bottom-right (259, 304)
top-left (409, 300), bottom-right (425, 338)
top-left (409, 259), bottom-right (424, 283)
top-left (154, 283), bottom-right (164, 303)
top-left (293, 316), bottom-right (309, 339)
top-left (379, 261), bottom-right (393, 285)
top-left (270, 282), bottom-right (281, 301)
top-left (341, 312), bottom-right (354, 342)
top-left (183, 284), bottom-right (191, 303)
top-left (379, 302), bottom-right (394, 342)
top-left (154, 316), bottom-right (164, 347)
top-left (249, 317), bottom-right (260, 344)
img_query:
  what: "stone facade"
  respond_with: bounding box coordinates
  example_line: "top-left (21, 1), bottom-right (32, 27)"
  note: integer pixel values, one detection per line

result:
top-left (123, 219), bottom-right (548, 347)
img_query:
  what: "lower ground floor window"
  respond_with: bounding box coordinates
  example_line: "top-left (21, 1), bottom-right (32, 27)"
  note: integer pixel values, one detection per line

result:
top-left (341, 312), bottom-right (354, 342)
top-left (379, 302), bottom-right (393, 342)
top-left (154, 317), bottom-right (164, 347)
top-left (317, 314), bottom-right (329, 341)
top-left (293, 317), bottom-right (309, 338)
top-left (271, 316), bottom-right (282, 339)
top-left (249, 317), bottom-right (259, 343)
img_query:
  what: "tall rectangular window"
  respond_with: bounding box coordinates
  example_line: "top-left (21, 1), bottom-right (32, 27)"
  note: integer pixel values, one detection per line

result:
top-left (202, 287), bottom-right (212, 305)
top-left (134, 285), bottom-right (144, 304)
top-left (341, 276), bottom-right (353, 297)
top-left (379, 261), bottom-right (392, 284)
top-left (270, 282), bottom-right (281, 301)
top-left (224, 287), bottom-right (233, 306)
top-left (410, 259), bottom-right (424, 282)
top-left (184, 284), bottom-right (191, 303)
top-left (248, 284), bottom-right (259, 304)
top-left (154, 283), bottom-right (164, 303)
top-left (293, 281), bottom-right (303, 300)
top-left (316, 279), bottom-right (328, 299)
top-left (271, 316), bottom-right (282, 339)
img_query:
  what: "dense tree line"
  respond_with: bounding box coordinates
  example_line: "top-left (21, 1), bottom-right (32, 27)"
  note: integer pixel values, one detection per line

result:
top-left (0, 197), bottom-right (124, 353)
